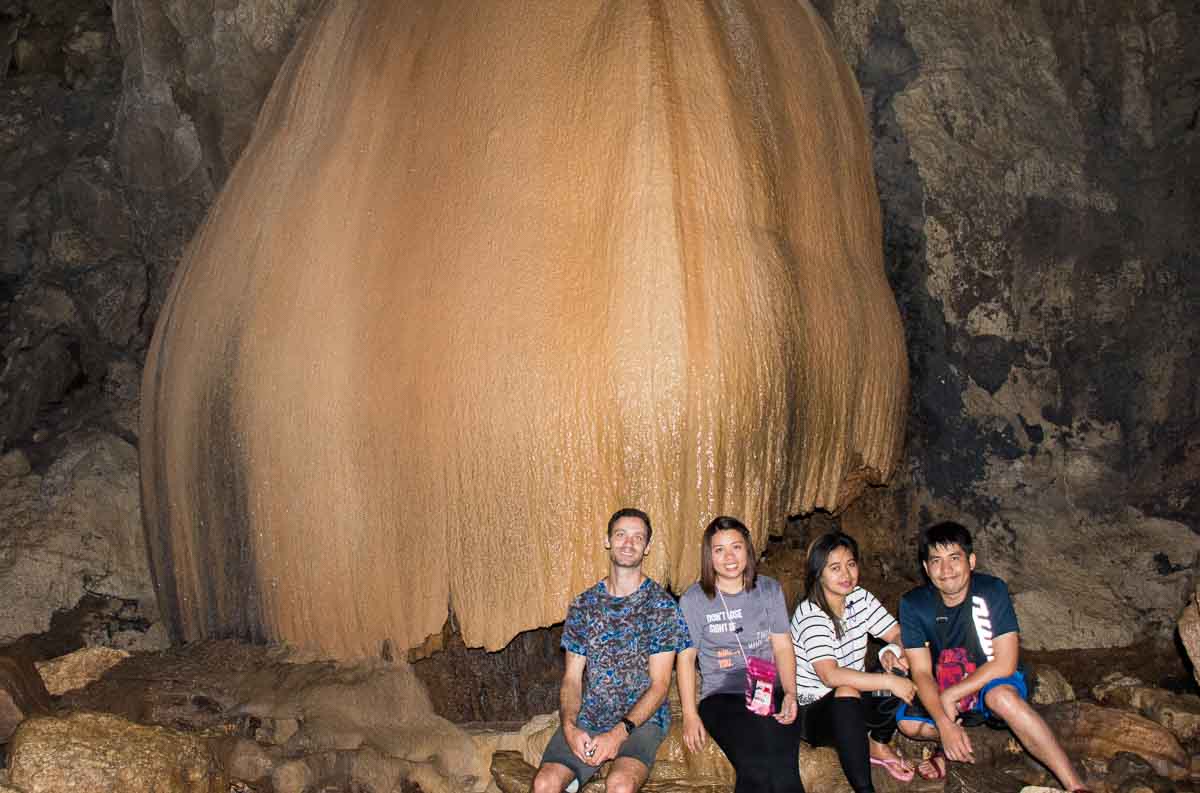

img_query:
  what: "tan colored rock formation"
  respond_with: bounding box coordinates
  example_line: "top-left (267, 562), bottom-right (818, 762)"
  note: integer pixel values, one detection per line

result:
top-left (1179, 585), bottom-right (1200, 687)
top-left (1092, 673), bottom-right (1200, 744)
top-left (1029, 665), bottom-right (1075, 706)
top-left (35, 646), bottom-right (131, 696)
top-left (141, 0), bottom-right (907, 658)
top-left (8, 711), bottom-right (227, 793)
top-left (1039, 701), bottom-right (1188, 781)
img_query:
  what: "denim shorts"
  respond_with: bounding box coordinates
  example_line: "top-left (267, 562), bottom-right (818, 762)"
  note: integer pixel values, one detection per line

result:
top-left (539, 720), bottom-right (666, 786)
top-left (895, 670), bottom-right (1028, 726)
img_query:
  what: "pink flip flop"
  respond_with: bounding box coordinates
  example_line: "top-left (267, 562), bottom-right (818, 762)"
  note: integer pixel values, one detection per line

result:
top-left (871, 755), bottom-right (915, 782)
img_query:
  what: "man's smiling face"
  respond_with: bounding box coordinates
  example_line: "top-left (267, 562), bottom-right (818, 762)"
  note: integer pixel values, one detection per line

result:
top-left (923, 542), bottom-right (976, 605)
top-left (606, 516), bottom-right (649, 569)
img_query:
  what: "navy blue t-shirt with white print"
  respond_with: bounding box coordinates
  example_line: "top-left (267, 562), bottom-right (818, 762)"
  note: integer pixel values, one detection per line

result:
top-left (899, 573), bottom-right (1019, 667)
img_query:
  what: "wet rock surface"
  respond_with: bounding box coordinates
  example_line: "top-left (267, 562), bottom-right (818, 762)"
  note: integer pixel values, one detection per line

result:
top-left (9, 711), bottom-right (227, 793)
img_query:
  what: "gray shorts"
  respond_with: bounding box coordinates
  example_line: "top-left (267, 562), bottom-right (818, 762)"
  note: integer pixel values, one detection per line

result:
top-left (539, 720), bottom-right (666, 786)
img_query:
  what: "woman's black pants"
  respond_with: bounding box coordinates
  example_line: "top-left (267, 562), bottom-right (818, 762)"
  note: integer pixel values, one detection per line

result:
top-left (699, 693), bottom-right (806, 793)
top-left (794, 692), bottom-right (901, 793)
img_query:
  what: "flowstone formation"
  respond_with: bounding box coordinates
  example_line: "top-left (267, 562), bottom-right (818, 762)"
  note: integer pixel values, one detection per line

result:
top-left (141, 0), bottom-right (908, 659)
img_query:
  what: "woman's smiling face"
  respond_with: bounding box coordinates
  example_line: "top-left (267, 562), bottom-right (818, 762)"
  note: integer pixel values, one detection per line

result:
top-left (820, 545), bottom-right (859, 599)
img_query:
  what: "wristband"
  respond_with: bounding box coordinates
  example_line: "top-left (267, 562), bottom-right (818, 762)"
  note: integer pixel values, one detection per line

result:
top-left (880, 643), bottom-right (903, 663)
top-left (620, 717), bottom-right (636, 734)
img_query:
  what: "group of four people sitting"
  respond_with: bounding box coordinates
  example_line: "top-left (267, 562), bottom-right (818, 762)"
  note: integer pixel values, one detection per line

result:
top-left (530, 508), bottom-right (1091, 793)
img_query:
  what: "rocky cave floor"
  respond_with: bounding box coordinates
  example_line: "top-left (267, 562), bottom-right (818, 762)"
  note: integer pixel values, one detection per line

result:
top-left (0, 594), bottom-right (1197, 793)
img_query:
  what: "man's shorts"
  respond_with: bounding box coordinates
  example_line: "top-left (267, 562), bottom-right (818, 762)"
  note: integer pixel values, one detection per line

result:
top-left (539, 720), bottom-right (666, 787)
top-left (895, 670), bottom-right (1028, 727)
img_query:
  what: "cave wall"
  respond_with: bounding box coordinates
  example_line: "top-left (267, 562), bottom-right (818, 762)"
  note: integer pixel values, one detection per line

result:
top-left (813, 0), bottom-right (1200, 648)
top-left (1, 0), bottom-right (1196, 657)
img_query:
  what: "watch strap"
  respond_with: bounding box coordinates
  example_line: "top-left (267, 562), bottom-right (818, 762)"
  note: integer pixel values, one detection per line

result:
top-left (620, 717), bottom-right (636, 734)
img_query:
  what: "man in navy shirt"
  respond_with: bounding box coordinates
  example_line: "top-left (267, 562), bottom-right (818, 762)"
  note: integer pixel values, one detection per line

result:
top-left (897, 521), bottom-right (1088, 791)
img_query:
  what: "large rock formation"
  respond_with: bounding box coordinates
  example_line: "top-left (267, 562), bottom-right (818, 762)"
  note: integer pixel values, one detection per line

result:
top-left (140, 0), bottom-right (909, 658)
top-left (0, 432), bottom-right (161, 646)
top-left (8, 711), bottom-right (227, 793)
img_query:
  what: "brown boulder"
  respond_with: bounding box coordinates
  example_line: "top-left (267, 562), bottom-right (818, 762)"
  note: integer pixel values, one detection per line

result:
top-left (35, 646), bottom-right (130, 696)
top-left (0, 648), bottom-right (51, 741)
top-left (1179, 587), bottom-right (1200, 689)
top-left (1039, 701), bottom-right (1188, 781)
top-left (1093, 673), bottom-right (1200, 744)
top-left (8, 711), bottom-right (226, 793)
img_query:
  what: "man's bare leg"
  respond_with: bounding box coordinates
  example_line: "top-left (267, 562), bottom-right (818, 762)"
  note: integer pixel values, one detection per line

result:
top-left (897, 719), bottom-right (939, 741)
top-left (603, 757), bottom-right (650, 793)
top-left (985, 686), bottom-right (1085, 791)
top-left (530, 762), bottom-right (577, 793)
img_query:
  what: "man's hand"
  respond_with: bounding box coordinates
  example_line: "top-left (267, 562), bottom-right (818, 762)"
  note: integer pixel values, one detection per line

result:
top-left (940, 688), bottom-right (964, 724)
top-left (682, 712), bottom-right (707, 752)
top-left (586, 726), bottom-right (627, 766)
top-left (563, 721), bottom-right (594, 764)
top-left (773, 692), bottom-right (798, 725)
top-left (938, 718), bottom-right (975, 763)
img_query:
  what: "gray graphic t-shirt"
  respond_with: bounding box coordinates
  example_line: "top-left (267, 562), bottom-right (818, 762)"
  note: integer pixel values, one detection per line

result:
top-left (679, 576), bottom-right (790, 700)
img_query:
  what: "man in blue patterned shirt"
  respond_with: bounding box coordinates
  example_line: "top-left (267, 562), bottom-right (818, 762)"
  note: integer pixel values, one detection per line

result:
top-left (530, 508), bottom-right (692, 793)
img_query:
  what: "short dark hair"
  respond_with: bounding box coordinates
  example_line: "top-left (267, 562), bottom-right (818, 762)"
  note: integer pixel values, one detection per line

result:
top-left (918, 521), bottom-right (973, 563)
top-left (802, 531), bottom-right (860, 639)
top-left (608, 507), bottom-right (652, 543)
top-left (699, 516), bottom-right (758, 598)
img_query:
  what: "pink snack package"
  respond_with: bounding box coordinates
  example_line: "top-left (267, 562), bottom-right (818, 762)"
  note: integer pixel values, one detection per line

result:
top-left (744, 655), bottom-right (777, 716)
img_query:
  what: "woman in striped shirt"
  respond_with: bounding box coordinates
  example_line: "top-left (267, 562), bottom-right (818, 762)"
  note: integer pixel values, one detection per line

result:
top-left (790, 531), bottom-right (916, 791)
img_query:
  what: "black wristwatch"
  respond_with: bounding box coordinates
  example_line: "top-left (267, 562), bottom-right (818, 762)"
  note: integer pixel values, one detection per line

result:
top-left (620, 717), bottom-right (636, 734)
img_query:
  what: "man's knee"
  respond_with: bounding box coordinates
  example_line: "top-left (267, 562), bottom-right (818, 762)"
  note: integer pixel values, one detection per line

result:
top-left (604, 758), bottom-right (649, 793)
top-left (604, 773), bottom-right (640, 793)
top-left (897, 719), bottom-right (935, 740)
top-left (984, 684), bottom-right (1027, 719)
top-left (833, 686), bottom-right (861, 698)
top-left (530, 764), bottom-right (572, 793)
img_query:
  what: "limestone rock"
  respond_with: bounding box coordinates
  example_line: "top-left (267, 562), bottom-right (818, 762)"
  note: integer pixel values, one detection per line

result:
top-left (0, 432), bottom-right (155, 644)
top-left (35, 646), bottom-right (130, 696)
top-left (218, 737), bottom-right (275, 783)
top-left (235, 655), bottom-right (490, 791)
top-left (490, 751), bottom-right (535, 793)
top-left (142, 0), bottom-right (908, 661)
top-left (1039, 701), bottom-right (1188, 780)
top-left (1030, 665), bottom-right (1076, 706)
top-left (0, 450), bottom-right (31, 480)
top-left (0, 649), bottom-right (51, 742)
top-left (270, 759), bottom-right (313, 793)
top-left (945, 762), bottom-right (1025, 793)
top-left (8, 711), bottom-right (226, 793)
top-left (1092, 673), bottom-right (1200, 744)
top-left (1179, 587), bottom-right (1200, 688)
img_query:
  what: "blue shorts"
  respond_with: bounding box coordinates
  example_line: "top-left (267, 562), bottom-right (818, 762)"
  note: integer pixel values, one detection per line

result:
top-left (895, 670), bottom-right (1028, 725)
top-left (539, 720), bottom-right (666, 786)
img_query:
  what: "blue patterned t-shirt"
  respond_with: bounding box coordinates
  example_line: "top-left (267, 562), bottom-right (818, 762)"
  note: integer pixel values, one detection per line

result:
top-left (562, 577), bottom-right (692, 732)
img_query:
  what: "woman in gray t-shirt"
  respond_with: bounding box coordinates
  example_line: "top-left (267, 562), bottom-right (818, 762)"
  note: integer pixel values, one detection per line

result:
top-left (676, 516), bottom-right (803, 793)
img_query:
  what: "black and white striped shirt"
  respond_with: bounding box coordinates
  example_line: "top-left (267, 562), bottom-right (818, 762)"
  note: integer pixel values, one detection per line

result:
top-left (790, 587), bottom-right (897, 704)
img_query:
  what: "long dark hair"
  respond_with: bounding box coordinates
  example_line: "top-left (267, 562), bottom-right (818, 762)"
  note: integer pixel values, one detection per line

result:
top-left (699, 516), bottom-right (758, 598)
top-left (803, 531), bottom-right (860, 639)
